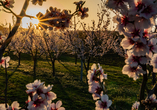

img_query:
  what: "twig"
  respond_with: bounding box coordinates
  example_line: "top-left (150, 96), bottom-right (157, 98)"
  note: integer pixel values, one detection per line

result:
top-left (5, 60), bottom-right (8, 109)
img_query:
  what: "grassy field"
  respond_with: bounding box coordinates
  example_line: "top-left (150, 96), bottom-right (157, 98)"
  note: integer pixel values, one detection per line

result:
top-left (0, 53), bottom-right (147, 110)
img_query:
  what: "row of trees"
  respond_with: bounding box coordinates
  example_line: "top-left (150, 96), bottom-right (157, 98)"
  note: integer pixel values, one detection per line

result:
top-left (3, 20), bottom-right (123, 80)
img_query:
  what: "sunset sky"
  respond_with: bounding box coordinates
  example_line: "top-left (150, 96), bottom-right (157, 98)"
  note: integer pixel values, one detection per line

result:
top-left (0, 0), bottom-right (114, 29)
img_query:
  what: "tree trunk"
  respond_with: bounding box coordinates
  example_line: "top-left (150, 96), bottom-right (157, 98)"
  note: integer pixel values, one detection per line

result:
top-left (139, 64), bottom-right (147, 110)
top-left (87, 57), bottom-right (91, 74)
top-left (75, 53), bottom-right (77, 65)
top-left (33, 57), bottom-right (37, 80)
top-left (52, 60), bottom-right (55, 76)
top-left (80, 58), bottom-right (83, 81)
top-left (5, 61), bottom-right (8, 109)
top-left (18, 52), bottom-right (21, 66)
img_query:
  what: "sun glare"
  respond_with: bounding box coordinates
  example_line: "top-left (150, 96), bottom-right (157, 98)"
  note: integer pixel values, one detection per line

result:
top-left (31, 18), bottom-right (39, 25)
top-left (22, 17), bottom-right (39, 28)
top-left (21, 8), bottom-right (45, 28)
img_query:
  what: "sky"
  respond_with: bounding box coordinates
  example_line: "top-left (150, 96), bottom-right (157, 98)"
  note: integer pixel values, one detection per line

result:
top-left (0, 0), bottom-right (114, 29)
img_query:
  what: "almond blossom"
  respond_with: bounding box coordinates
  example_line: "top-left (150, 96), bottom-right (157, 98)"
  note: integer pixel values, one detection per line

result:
top-left (148, 94), bottom-right (157, 103)
top-left (0, 56), bottom-right (10, 68)
top-left (88, 82), bottom-right (103, 100)
top-left (27, 94), bottom-right (48, 110)
top-left (8, 101), bottom-right (21, 110)
top-left (148, 38), bottom-right (157, 57)
top-left (47, 100), bottom-right (65, 110)
top-left (87, 63), bottom-right (107, 84)
top-left (3, 0), bottom-right (15, 8)
top-left (150, 54), bottom-right (157, 72)
top-left (42, 85), bottom-right (57, 101)
top-left (31, 0), bottom-right (46, 6)
top-left (95, 94), bottom-right (112, 110)
top-left (120, 37), bottom-right (135, 50)
top-left (122, 65), bottom-right (146, 80)
top-left (77, 7), bottom-right (89, 19)
top-left (132, 101), bottom-right (140, 110)
top-left (26, 79), bottom-right (44, 94)
top-left (125, 51), bottom-right (149, 67)
top-left (0, 104), bottom-right (7, 110)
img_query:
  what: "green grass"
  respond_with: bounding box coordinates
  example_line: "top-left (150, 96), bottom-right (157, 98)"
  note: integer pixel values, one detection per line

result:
top-left (0, 53), bottom-right (150, 110)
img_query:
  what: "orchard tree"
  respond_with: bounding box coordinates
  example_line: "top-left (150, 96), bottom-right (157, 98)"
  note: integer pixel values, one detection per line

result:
top-left (22, 26), bottom-right (45, 79)
top-left (41, 30), bottom-right (69, 76)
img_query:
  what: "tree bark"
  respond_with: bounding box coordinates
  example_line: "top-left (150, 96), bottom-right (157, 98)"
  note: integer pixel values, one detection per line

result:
top-left (52, 59), bottom-right (55, 76)
top-left (75, 53), bottom-right (77, 64)
top-left (139, 64), bottom-right (147, 110)
top-left (18, 52), bottom-right (21, 66)
top-left (80, 58), bottom-right (83, 81)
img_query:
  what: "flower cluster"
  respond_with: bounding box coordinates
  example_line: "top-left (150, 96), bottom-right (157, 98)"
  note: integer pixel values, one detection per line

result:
top-left (36, 7), bottom-right (72, 30)
top-left (2, 0), bottom-right (15, 8)
top-left (74, 1), bottom-right (89, 19)
top-left (31, 0), bottom-right (46, 6)
top-left (0, 101), bottom-right (21, 110)
top-left (132, 101), bottom-right (140, 110)
top-left (35, 1), bottom-right (88, 30)
top-left (26, 79), bottom-right (59, 110)
top-left (106, 0), bottom-right (157, 80)
top-left (87, 63), bottom-right (112, 110)
top-left (0, 79), bottom-right (65, 110)
top-left (0, 56), bottom-right (10, 68)
top-left (141, 94), bottom-right (157, 109)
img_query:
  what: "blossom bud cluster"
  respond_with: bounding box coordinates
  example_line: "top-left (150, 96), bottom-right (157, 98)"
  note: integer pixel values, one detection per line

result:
top-left (0, 79), bottom-right (65, 110)
top-left (36, 1), bottom-right (88, 30)
top-left (141, 94), bottom-right (157, 109)
top-left (106, 0), bottom-right (157, 80)
top-left (87, 63), bottom-right (112, 110)
top-left (26, 79), bottom-right (65, 110)
top-left (36, 7), bottom-right (71, 30)
top-left (2, 0), bottom-right (15, 8)
top-left (74, 1), bottom-right (89, 19)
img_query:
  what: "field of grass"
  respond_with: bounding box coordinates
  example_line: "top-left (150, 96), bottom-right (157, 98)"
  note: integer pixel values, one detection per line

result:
top-left (0, 53), bottom-right (147, 110)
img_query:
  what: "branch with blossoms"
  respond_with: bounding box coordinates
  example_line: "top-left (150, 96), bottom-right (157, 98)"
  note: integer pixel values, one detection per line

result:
top-left (105, 0), bottom-right (157, 109)
top-left (87, 63), bottom-right (113, 110)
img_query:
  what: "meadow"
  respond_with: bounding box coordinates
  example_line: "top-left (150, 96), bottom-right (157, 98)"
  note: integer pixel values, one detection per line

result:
top-left (0, 52), bottom-right (145, 110)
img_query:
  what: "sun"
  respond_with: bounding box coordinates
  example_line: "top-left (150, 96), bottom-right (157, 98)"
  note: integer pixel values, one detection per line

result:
top-left (21, 17), bottom-right (39, 28)
top-left (31, 18), bottom-right (39, 25)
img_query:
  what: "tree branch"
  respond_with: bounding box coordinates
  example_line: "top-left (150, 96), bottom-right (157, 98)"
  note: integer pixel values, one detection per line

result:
top-left (0, 0), bottom-right (30, 61)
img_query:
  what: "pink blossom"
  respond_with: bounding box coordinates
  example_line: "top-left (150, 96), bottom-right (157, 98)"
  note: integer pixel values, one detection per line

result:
top-left (27, 94), bottom-right (48, 110)
top-left (47, 100), bottom-right (65, 110)
top-left (122, 65), bottom-right (146, 80)
top-left (88, 82), bottom-right (103, 100)
top-left (42, 85), bottom-right (57, 101)
top-left (3, 0), bottom-right (15, 8)
top-left (8, 101), bottom-right (21, 110)
top-left (0, 56), bottom-right (10, 68)
top-left (125, 51), bottom-right (149, 67)
top-left (132, 101), bottom-right (140, 110)
top-left (26, 79), bottom-right (44, 94)
top-left (120, 37), bottom-right (135, 50)
top-left (148, 38), bottom-right (157, 54)
top-left (150, 54), bottom-right (157, 72)
top-left (95, 94), bottom-right (112, 110)
top-left (129, 40), bottom-right (149, 56)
